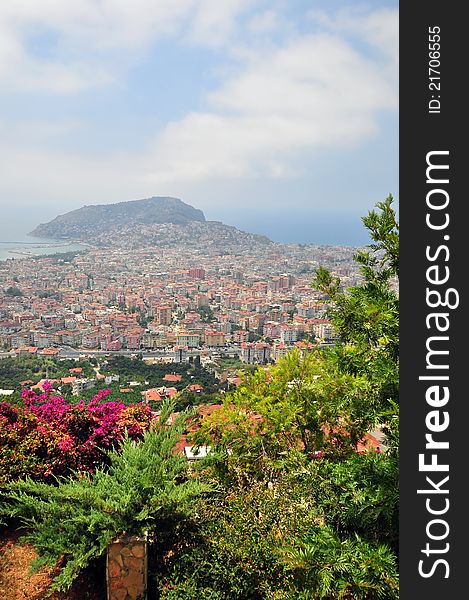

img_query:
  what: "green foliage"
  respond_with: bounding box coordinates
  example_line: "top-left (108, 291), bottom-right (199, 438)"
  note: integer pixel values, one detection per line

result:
top-left (198, 305), bottom-right (215, 323)
top-left (66, 381), bottom-right (144, 405)
top-left (360, 195), bottom-right (399, 278)
top-left (312, 195), bottom-right (399, 452)
top-left (37, 290), bottom-right (62, 299)
top-left (151, 478), bottom-right (299, 599)
top-left (150, 451), bottom-right (398, 599)
top-left (102, 355), bottom-right (220, 393)
top-left (313, 195), bottom-right (398, 369)
top-left (280, 526), bottom-right (398, 599)
top-left (0, 401), bottom-right (205, 591)
top-left (137, 313), bottom-right (150, 328)
top-left (192, 348), bottom-right (382, 486)
top-left (4, 286), bottom-right (23, 297)
top-left (0, 356), bottom-right (95, 390)
top-left (173, 390), bottom-right (222, 412)
top-left (292, 453), bottom-right (399, 550)
top-left (216, 355), bottom-right (245, 370)
top-left (179, 196), bottom-right (401, 598)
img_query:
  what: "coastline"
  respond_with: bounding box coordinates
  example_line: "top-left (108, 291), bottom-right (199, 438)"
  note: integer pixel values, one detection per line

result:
top-left (0, 236), bottom-right (90, 261)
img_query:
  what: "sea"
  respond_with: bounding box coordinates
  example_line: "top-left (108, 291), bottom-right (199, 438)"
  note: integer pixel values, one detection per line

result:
top-left (0, 236), bottom-right (87, 262)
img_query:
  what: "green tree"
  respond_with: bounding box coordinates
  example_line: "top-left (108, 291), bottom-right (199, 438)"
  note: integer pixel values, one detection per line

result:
top-left (195, 196), bottom-right (399, 465)
top-left (199, 305), bottom-right (214, 322)
top-left (5, 286), bottom-right (23, 297)
top-left (193, 348), bottom-right (381, 484)
top-left (313, 194), bottom-right (399, 451)
top-left (185, 196), bottom-right (400, 598)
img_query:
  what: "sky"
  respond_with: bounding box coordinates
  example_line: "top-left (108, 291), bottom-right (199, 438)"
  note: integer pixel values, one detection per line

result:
top-left (0, 0), bottom-right (398, 245)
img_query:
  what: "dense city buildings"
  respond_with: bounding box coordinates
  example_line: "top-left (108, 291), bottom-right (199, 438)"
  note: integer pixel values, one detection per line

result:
top-left (0, 224), bottom-right (363, 364)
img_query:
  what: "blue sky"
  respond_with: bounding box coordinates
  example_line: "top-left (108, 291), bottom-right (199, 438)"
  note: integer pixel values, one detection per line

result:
top-left (0, 1), bottom-right (398, 245)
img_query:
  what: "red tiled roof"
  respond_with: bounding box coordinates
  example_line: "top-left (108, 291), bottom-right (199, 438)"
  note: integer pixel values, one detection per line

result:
top-left (31, 379), bottom-right (60, 391)
top-left (163, 374), bottom-right (182, 382)
top-left (143, 388), bottom-right (163, 402)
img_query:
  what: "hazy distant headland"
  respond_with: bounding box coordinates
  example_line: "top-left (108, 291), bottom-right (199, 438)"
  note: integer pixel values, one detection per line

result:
top-left (26, 195), bottom-right (370, 249)
top-left (30, 197), bottom-right (205, 239)
top-left (29, 196), bottom-right (273, 249)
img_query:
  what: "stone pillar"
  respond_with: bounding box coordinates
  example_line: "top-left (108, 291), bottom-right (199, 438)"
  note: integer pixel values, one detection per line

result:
top-left (107, 533), bottom-right (148, 600)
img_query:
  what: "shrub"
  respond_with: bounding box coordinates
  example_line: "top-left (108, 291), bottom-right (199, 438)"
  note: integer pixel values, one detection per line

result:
top-left (0, 401), bottom-right (204, 592)
top-left (0, 382), bottom-right (153, 482)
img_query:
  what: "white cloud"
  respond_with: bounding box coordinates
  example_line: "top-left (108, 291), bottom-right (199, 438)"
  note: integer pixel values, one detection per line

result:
top-left (247, 9), bottom-right (285, 34)
top-left (307, 7), bottom-right (398, 64)
top-left (186, 0), bottom-right (259, 46)
top-left (141, 25), bottom-right (397, 184)
top-left (0, 0), bottom-right (252, 93)
top-left (0, 4), bottom-right (398, 212)
top-left (0, 143), bottom-right (144, 209)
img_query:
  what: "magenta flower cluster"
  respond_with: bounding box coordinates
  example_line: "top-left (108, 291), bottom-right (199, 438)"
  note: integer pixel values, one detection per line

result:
top-left (0, 382), bottom-right (153, 483)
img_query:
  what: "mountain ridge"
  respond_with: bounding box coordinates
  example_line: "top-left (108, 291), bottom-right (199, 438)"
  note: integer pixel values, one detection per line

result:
top-left (30, 197), bottom-right (206, 239)
top-left (29, 196), bottom-right (273, 248)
